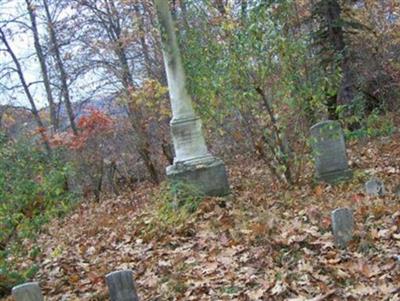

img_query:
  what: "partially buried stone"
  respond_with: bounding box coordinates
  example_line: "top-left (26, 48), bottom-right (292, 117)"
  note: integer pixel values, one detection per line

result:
top-left (331, 208), bottom-right (354, 248)
top-left (12, 282), bottom-right (43, 301)
top-left (394, 185), bottom-right (400, 197)
top-left (106, 270), bottom-right (139, 301)
top-left (365, 178), bottom-right (385, 196)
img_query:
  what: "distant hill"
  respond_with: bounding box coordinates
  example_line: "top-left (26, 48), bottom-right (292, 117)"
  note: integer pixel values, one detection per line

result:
top-left (1, 96), bottom-right (128, 137)
top-left (56, 95), bottom-right (128, 131)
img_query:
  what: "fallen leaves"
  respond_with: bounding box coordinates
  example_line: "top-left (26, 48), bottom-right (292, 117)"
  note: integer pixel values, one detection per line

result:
top-left (3, 136), bottom-right (400, 300)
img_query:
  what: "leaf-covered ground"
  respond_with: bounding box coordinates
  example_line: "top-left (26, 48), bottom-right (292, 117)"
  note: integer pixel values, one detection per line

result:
top-left (3, 135), bottom-right (400, 300)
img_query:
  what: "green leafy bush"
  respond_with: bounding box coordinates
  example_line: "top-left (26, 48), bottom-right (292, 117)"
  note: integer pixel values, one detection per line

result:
top-left (179, 1), bottom-right (334, 184)
top-left (0, 134), bottom-right (76, 295)
top-left (344, 108), bottom-right (394, 140)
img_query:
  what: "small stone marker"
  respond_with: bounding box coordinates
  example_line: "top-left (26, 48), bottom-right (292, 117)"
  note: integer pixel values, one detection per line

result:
top-left (12, 282), bottom-right (43, 301)
top-left (106, 270), bottom-right (139, 301)
top-left (331, 208), bottom-right (354, 248)
top-left (394, 185), bottom-right (400, 197)
top-left (310, 120), bottom-right (352, 184)
top-left (365, 178), bottom-right (385, 196)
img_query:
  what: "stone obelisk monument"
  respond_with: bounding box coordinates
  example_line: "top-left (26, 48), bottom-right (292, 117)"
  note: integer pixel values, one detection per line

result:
top-left (154, 0), bottom-right (229, 196)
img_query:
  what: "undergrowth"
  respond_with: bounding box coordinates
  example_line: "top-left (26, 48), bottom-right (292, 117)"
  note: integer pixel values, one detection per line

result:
top-left (0, 134), bottom-right (77, 296)
top-left (136, 181), bottom-right (204, 241)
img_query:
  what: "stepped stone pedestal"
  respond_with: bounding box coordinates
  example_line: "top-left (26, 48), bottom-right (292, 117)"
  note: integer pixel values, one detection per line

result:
top-left (165, 116), bottom-right (230, 196)
top-left (167, 156), bottom-right (230, 197)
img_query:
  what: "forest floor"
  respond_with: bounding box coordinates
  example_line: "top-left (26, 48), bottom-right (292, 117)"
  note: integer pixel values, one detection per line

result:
top-left (3, 134), bottom-right (400, 301)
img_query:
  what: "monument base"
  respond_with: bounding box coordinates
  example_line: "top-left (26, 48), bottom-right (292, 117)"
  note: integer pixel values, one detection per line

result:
top-left (317, 169), bottom-right (353, 184)
top-left (166, 157), bottom-right (230, 197)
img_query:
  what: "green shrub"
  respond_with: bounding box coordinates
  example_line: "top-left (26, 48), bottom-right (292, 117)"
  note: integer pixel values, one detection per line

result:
top-left (344, 109), bottom-right (394, 140)
top-left (0, 135), bottom-right (76, 296)
top-left (156, 181), bottom-right (204, 224)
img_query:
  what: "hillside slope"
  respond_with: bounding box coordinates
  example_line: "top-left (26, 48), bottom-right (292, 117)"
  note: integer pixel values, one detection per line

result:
top-left (3, 134), bottom-right (400, 300)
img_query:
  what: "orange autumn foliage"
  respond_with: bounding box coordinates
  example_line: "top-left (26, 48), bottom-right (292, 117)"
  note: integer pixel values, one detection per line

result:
top-left (50, 109), bottom-right (114, 150)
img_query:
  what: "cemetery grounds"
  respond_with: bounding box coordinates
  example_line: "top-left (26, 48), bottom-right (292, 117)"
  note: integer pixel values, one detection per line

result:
top-left (2, 133), bottom-right (400, 301)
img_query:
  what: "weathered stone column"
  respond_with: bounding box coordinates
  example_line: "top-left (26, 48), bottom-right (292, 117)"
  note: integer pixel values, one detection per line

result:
top-left (154, 0), bottom-right (229, 196)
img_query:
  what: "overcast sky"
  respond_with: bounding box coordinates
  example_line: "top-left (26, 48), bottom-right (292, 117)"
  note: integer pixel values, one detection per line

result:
top-left (0, 0), bottom-right (46, 108)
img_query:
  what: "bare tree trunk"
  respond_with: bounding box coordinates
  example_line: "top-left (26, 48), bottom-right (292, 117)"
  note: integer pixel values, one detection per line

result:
top-left (241, 0), bottom-right (248, 20)
top-left (126, 100), bottom-right (160, 184)
top-left (134, 2), bottom-right (153, 78)
top-left (0, 28), bottom-right (52, 156)
top-left (43, 0), bottom-right (78, 135)
top-left (93, 159), bottom-right (104, 202)
top-left (214, 0), bottom-right (226, 15)
top-left (26, 0), bottom-right (58, 133)
top-left (255, 87), bottom-right (293, 184)
top-left (0, 106), bottom-right (4, 130)
top-left (162, 138), bottom-right (174, 165)
top-left (105, 0), bottom-right (160, 183)
top-left (107, 160), bottom-right (119, 196)
top-left (179, 0), bottom-right (189, 29)
top-left (324, 0), bottom-right (355, 108)
top-left (143, 2), bottom-right (167, 85)
top-left (116, 47), bottom-right (160, 183)
top-left (137, 133), bottom-right (159, 183)
top-left (171, 0), bottom-right (177, 19)
top-left (75, 0), bottom-right (160, 183)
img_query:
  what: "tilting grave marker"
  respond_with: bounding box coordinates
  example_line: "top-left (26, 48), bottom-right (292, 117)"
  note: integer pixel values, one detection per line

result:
top-left (310, 120), bottom-right (352, 184)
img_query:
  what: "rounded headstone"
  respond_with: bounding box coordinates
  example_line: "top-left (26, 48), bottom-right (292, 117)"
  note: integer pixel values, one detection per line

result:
top-left (106, 270), bottom-right (139, 301)
top-left (310, 120), bottom-right (352, 184)
top-left (12, 282), bottom-right (43, 301)
top-left (331, 207), bottom-right (354, 248)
